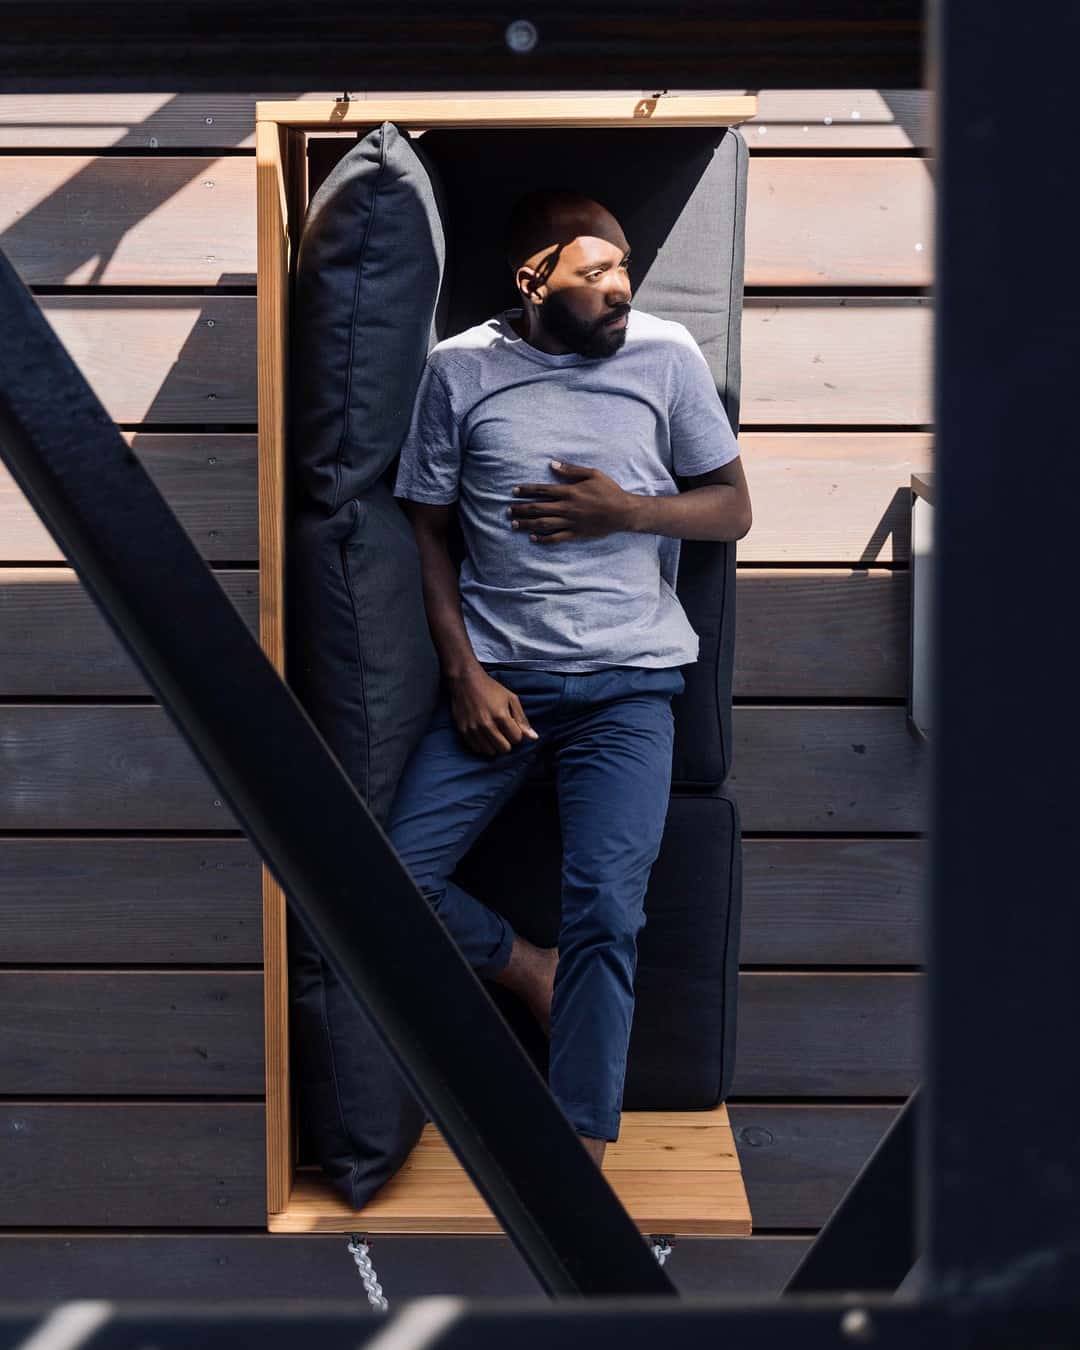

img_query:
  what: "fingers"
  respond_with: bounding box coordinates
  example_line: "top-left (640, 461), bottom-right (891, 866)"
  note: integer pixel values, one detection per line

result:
top-left (512, 484), bottom-right (562, 499)
top-left (530, 530), bottom-right (574, 545)
top-left (550, 460), bottom-right (593, 480)
top-left (509, 694), bottom-right (540, 740)
top-left (513, 515), bottom-right (566, 535)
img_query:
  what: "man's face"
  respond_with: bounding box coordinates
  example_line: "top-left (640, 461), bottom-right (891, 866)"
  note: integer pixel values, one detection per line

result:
top-left (529, 234), bottom-right (633, 358)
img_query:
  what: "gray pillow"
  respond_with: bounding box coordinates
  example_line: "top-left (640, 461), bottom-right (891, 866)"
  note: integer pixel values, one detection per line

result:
top-left (291, 120), bottom-right (449, 513)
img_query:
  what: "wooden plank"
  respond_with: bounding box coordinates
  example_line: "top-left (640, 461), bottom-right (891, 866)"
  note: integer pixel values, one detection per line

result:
top-left (730, 707), bottom-right (926, 833)
top-left (746, 158), bottom-right (932, 286)
top-left (0, 434), bottom-right (258, 563)
top-left (735, 974), bottom-right (920, 1097)
top-left (742, 839), bottom-right (924, 966)
top-left (0, 707), bottom-right (235, 830)
top-left (38, 296), bottom-right (256, 424)
top-left (736, 433), bottom-right (933, 563)
top-left (0, 157), bottom-right (255, 286)
top-left (734, 569), bottom-right (907, 698)
top-left (0, 90), bottom-right (929, 150)
top-left (740, 88), bottom-right (930, 149)
top-left (730, 1104), bottom-right (902, 1229)
top-left (0, 569), bottom-right (258, 695)
top-left (0, 1103), bottom-right (265, 1226)
top-left (29, 298), bottom-right (929, 429)
top-left (0, 706), bottom-right (924, 832)
top-left (278, 1105), bottom-right (750, 1235)
top-left (256, 118), bottom-right (297, 1219)
top-left (1, 155), bottom-right (932, 288)
top-left (0, 837), bottom-right (918, 968)
top-left (0, 839), bottom-right (261, 964)
top-left (0, 1234), bottom-right (810, 1298)
top-left (0, 567), bottom-right (903, 699)
top-left (0, 972), bottom-right (264, 1095)
top-left (257, 94), bottom-right (757, 130)
top-left (742, 297), bottom-right (932, 426)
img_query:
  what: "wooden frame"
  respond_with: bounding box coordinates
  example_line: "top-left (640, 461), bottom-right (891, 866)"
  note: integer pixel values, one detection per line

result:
top-left (255, 92), bottom-right (757, 1235)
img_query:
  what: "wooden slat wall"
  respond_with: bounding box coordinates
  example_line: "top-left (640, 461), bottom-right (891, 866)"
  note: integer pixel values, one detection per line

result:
top-left (0, 89), bottom-right (930, 1299)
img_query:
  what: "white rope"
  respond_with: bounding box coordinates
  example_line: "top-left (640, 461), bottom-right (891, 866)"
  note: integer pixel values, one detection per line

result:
top-left (647, 1235), bottom-right (674, 1267)
top-left (348, 1233), bottom-right (390, 1312)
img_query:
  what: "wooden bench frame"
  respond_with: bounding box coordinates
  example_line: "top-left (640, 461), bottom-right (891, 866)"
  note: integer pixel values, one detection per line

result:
top-left (255, 93), bottom-right (757, 1238)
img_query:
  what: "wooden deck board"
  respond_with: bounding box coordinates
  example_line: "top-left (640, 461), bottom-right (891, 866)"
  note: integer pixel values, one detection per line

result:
top-left (271, 1106), bottom-right (751, 1237)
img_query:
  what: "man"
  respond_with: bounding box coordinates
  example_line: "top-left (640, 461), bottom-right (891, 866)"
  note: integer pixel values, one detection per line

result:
top-left (388, 188), bottom-right (752, 1169)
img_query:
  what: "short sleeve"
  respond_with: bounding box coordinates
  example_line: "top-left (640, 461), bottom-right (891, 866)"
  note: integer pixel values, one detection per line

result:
top-left (392, 360), bottom-right (462, 504)
top-left (668, 333), bottom-right (741, 478)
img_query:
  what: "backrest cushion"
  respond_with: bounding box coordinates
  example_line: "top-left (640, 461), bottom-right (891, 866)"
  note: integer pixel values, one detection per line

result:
top-left (291, 121), bottom-right (449, 514)
top-left (417, 125), bottom-right (748, 784)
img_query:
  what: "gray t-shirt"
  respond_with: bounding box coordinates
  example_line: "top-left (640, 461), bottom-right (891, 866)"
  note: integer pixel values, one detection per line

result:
top-left (392, 306), bottom-right (741, 671)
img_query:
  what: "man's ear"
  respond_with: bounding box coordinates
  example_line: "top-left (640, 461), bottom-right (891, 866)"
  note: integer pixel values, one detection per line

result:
top-left (515, 266), bottom-right (544, 306)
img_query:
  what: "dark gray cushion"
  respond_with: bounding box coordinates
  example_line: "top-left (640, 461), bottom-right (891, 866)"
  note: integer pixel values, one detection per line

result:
top-left (418, 125), bottom-right (748, 785)
top-left (291, 120), bottom-right (449, 514)
top-left (431, 784), bottom-right (742, 1109)
top-left (286, 120), bottom-right (447, 1210)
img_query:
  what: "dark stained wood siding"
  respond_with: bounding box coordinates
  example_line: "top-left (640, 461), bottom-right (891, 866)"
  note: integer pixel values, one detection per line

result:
top-left (0, 88), bottom-right (930, 1299)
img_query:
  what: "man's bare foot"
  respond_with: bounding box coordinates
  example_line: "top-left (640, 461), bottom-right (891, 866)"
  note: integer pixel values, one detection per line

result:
top-left (492, 934), bottom-right (558, 1035)
top-left (578, 1135), bottom-right (607, 1168)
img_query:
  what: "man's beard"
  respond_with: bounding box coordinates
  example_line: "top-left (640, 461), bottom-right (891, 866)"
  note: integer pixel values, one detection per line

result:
top-left (538, 290), bottom-right (630, 358)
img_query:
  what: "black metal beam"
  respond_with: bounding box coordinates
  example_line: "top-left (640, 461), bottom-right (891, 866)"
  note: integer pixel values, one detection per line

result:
top-left (784, 1091), bottom-right (919, 1294)
top-left (926, 0), bottom-right (1080, 1305)
top-left (0, 2), bottom-right (923, 91)
top-left (0, 249), bottom-right (673, 1299)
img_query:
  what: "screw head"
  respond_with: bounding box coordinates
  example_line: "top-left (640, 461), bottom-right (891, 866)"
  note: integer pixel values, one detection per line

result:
top-left (505, 19), bottom-right (538, 52)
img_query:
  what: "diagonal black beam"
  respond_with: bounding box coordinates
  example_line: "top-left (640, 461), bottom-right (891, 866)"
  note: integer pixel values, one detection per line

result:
top-left (0, 248), bottom-right (674, 1299)
top-left (784, 1091), bottom-right (919, 1294)
top-left (0, 2), bottom-right (923, 92)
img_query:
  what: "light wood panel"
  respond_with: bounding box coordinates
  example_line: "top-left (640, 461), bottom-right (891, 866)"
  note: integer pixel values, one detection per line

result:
top-left (0, 707), bottom-right (923, 833)
top-left (0, 157), bottom-right (255, 286)
top-left (0, 90), bottom-right (930, 150)
top-left (0, 1103), bottom-right (265, 1226)
top-left (0, 836), bottom-right (919, 967)
top-left (745, 158), bottom-right (932, 286)
top-left (0, 569), bottom-right (257, 695)
top-left (1, 155), bottom-right (932, 288)
top-left (27, 298), bottom-right (930, 427)
top-left (38, 296), bottom-right (256, 424)
top-left (736, 432), bottom-right (932, 562)
top-left (0, 839), bottom-right (262, 964)
top-left (741, 839), bottom-right (924, 966)
top-left (0, 566), bottom-right (903, 698)
top-left (742, 297), bottom-right (932, 425)
top-left (275, 1106), bottom-right (750, 1235)
top-left (0, 972), bottom-right (264, 1095)
top-left (0, 434), bottom-right (258, 563)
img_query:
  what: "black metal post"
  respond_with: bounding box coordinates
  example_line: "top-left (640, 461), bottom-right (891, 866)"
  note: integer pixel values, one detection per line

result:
top-left (0, 249), bottom-right (673, 1298)
top-left (925, 0), bottom-right (1080, 1305)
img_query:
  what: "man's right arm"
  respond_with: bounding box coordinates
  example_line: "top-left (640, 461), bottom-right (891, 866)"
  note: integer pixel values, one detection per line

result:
top-left (402, 500), bottom-right (538, 757)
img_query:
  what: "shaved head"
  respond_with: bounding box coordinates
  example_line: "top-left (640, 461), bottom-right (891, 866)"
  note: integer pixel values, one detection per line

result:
top-left (504, 190), bottom-right (628, 276)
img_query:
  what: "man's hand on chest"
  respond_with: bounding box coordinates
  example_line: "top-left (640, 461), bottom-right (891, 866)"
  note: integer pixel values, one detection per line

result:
top-left (508, 460), bottom-right (642, 545)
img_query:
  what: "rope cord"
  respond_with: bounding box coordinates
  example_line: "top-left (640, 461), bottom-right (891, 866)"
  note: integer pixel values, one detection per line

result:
top-left (347, 1234), bottom-right (389, 1312)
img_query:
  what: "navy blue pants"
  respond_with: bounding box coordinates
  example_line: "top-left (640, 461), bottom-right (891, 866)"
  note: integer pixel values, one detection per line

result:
top-left (385, 663), bottom-right (685, 1141)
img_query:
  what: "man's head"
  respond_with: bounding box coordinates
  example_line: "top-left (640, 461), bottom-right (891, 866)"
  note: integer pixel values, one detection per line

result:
top-left (503, 189), bottom-right (632, 358)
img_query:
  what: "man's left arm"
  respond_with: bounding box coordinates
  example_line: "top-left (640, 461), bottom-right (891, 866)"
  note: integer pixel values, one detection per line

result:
top-left (627, 456), bottom-right (752, 541)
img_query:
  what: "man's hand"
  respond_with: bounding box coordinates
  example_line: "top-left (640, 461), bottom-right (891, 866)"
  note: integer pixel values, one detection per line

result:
top-left (448, 667), bottom-right (540, 757)
top-left (509, 460), bottom-right (635, 544)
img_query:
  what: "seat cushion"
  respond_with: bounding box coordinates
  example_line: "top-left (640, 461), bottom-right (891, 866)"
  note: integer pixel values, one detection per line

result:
top-left (452, 784), bottom-right (743, 1108)
top-left (291, 120), bottom-right (449, 513)
top-left (417, 124), bottom-right (748, 785)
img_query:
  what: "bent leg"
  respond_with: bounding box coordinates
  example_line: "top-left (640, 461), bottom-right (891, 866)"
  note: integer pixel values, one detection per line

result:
top-left (548, 670), bottom-right (680, 1140)
top-left (385, 690), bottom-right (541, 979)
